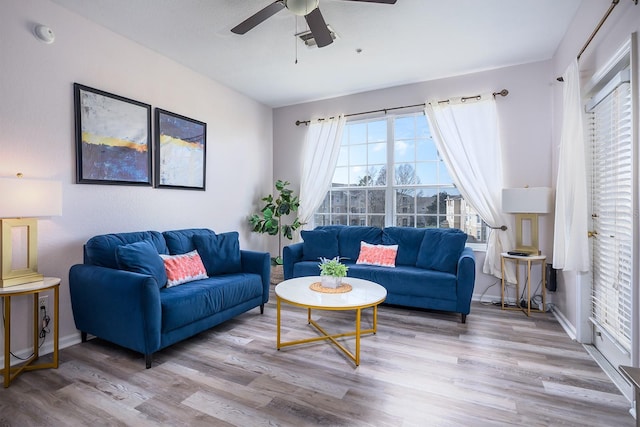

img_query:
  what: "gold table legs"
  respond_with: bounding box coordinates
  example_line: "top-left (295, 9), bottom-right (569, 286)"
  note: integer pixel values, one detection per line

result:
top-left (276, 297), bottom-right (379, 366)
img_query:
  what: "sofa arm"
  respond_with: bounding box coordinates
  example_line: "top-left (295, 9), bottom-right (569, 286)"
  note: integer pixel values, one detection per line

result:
top-left (283, 242), bottom-right (304, 280)
top-left (455, 247), bottom-right (476, 315)
top-left (68, 264), bottom-right (162, 355)
top-left (241, 250), bottom-right (270, 304)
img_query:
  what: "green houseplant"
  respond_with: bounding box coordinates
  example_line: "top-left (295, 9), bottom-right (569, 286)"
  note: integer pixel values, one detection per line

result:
top-left (249, 179), bottom-right (303, 266)
top-left (318, 256), bottom-right (349, 288)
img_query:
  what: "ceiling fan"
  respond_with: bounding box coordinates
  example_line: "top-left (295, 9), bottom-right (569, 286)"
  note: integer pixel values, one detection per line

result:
top-left (231, 0), bottom-right (397, 48)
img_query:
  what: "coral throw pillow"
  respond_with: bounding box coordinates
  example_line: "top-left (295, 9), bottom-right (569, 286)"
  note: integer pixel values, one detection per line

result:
top-left (160, 250), bottom-right (208, 287)
top-left (356, 241), bottom-right (398, 268)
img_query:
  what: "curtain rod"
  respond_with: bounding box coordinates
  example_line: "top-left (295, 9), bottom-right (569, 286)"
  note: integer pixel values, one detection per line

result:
top-left (295, 89), bottom-right (509, 126)
top-left (557, 0), bottom-right (637, 82)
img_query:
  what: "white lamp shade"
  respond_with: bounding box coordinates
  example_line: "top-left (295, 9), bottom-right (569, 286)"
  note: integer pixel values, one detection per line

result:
top-left (502, 187), bottom-right (552, 214)
top-left (0, 178), bottom-right (62, 218)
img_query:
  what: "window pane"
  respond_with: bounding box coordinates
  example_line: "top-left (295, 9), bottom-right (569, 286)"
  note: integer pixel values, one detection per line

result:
top-left (395, 116), bottom-right (415, 139)
top-left (394, 140), bottom-right (415, 163)
top-left (368, 142), bottom-right (387, 164)
top-left (439, 161), bottom-right (453, 184)
top-left (416, 139), bottom-right (437, 161)
top-left (416, 161), bottom-right (437, 184)
top-left (368, 120), bottom-right (386, 142)
top-left (332, 215), bottom-right (347, 225)
top-left (331, 191), bottom-right (347, 213)
top-left (348, 123), bottom-right (366, 144)
top-left (368, 215), bottom-right (385, 228)
top-left (349, 166), bottom-right (368, 186)
top-left (368, 190), bottom-right (385, 213)
top-left (396, 215), bottom-right (415, 227)
top-left (333, 167), bottom-right (348, 187)
top-left (349, 145), bottom-right (367, 165)
top-left (349, 215), bottom-right (366, 226)
top-left (396, 188), bottom-right (415, 214)
top-left (395, 163), bottom-right (417, 185)
top-left (350, 190), bottom-right (366, 214)
top-left (416, 115), bottom-right (430, 138)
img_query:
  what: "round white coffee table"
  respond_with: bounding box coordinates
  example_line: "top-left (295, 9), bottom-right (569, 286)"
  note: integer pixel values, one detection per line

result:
top-left (275, 276), bottom-right (387, 366)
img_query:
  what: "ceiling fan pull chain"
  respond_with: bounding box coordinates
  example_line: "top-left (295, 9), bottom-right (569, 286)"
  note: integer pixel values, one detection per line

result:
top-left (294, 16), bottom-right (299, 64)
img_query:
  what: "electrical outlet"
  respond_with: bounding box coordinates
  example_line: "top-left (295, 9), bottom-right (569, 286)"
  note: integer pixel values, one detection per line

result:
top-left (39, 295), bottom-right (48, 331)
top-left (39, 295), bottom-right (48, 311)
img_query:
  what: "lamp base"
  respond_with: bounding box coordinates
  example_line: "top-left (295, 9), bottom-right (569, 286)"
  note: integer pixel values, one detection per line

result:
top-left (1, 218), bottom-right (42, 288)
top-left (0, 272), bottom-right (44, 288)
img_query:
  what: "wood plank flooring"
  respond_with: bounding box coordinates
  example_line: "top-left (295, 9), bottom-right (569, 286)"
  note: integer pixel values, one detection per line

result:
top-left (0, 289), bottom-right (634, 426)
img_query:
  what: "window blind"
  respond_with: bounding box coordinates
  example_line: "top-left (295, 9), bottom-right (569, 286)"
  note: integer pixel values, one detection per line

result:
top-left (588, 70), bottom-right (633, 353)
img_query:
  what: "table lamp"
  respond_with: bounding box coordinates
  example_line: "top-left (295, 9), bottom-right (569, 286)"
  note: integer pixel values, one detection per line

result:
top-left (0, 175), bottom-right (62, 287)
top-left (502, 187), bottom-right (552, 255)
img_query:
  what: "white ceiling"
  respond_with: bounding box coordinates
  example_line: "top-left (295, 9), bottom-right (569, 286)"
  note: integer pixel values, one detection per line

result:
top-left (50, 0), bottom-right (582, 107)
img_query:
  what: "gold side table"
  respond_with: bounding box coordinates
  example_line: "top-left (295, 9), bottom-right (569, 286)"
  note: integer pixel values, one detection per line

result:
top-left (501, 253), bottom-right (546, 316)
top-left (0, 277), bottom-right (60, 387)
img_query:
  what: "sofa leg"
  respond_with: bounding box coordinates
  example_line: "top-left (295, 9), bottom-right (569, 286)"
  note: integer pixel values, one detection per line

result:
top-left (461, 313), bottom-right (467, 324)
top-left (145, 353), bottom-right (153, 369)
top-left (260, 304), bottom-right (264, 314)
top-left (81, 331), bottom-right (87, 342)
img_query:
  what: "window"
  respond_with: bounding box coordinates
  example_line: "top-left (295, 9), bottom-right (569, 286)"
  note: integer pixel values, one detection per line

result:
top-left (588, 67), bottom-right (633, 353)
top-left (314, 113), bottom-right (487, 243)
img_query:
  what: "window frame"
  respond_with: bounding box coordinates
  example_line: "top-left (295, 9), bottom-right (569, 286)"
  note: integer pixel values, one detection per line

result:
top-left (314, 112), bottom-right (488, 248)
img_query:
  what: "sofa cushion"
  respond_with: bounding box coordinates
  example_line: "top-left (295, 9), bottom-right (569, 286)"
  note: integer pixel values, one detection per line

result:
top-left (85, 231), bottom-right (168, 269)
top-left (160, 250), bottom-right (208, 287)
top-left (301, 229), bottom-right (339, 261)
top-left (347, 264), bottom-right (458, 301)
top-left (335, 226), bottom-right (383, 261)
top-left (163, 228), bottom-right (216, 255)
top-left (160, 273), bottom-right (263, 332)
top-left (115, 240), bottom-right (168, 289)
top-left (356, 242), bottom-right (398, 267)
top-left (193, 232), bottom-right (242, 275)
top-left (416, 229), bottom-right (468, 274)
top-left (382, 227), bottom-right (427, 266)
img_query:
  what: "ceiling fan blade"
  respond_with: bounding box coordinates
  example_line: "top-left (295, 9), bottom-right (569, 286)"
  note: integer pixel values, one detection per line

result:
top-left (305, 8), bottom-right (333, 48)
top-left (338, 0), bottom-right (397, 3)
top-left (231, 1), bottom-right (285, 35)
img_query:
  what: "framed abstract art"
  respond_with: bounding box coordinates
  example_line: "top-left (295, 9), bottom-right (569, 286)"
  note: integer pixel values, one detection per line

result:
top-left (74, 83), bottom-right (152, 186)
top-left (155, 108), bottom-right (207, 190)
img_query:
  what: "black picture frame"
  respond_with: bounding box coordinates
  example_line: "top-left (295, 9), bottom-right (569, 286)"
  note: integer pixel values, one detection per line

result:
top-left (155, 108), bottom-right (207, 190)
top-left (74, 83), bottom-right (152, 186)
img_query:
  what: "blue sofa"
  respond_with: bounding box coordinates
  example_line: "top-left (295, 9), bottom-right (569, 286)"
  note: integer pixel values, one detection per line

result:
top-left (69, 228), bottom-right (270, 368)
top-left (283, 226), bottom-right (475, 322)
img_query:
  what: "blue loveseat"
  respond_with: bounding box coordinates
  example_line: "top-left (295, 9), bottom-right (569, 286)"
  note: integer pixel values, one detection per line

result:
top-left (69, 228), bottom-right (270, 368)
top-left (283, 226), bottom-right (475, 322)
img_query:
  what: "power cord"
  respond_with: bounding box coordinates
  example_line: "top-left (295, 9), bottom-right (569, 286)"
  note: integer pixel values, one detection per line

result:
top-left (478, 280), bottom-right (499, 305)
top-left (0, 296), bottom-right (50, 361)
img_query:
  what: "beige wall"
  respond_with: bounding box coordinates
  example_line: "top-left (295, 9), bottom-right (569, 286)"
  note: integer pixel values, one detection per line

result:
top-left (0, 0), bottom-right (273, 356)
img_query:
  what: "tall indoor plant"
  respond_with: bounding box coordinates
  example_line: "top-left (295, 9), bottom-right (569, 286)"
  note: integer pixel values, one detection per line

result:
top-left (249, 179), bottom-right (303, 266)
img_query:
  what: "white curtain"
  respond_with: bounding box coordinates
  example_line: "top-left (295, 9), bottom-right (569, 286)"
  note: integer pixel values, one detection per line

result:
top-left (553, 59), bottom-right (590, 272)
top-left (425, 96), bottom-right (515, 282)
top-left (299, 115), bottom-right (346, 228)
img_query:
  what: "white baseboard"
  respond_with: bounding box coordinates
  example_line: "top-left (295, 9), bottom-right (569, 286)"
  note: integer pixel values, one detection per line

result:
top-left (550, 304), bottom-right (577, 341)
top-left (0, 332), bottom-right (82, 367)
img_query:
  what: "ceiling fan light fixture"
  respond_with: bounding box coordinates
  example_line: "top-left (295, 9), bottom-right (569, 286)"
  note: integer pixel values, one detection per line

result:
top-left (285, 0), bottom-right (319, 16)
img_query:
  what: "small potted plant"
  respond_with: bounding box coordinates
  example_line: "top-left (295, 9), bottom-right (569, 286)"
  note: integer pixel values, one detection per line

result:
top-left (318, 256), bottom-right (348, 289)
top-left (249, 180), bottom-right (303, 284)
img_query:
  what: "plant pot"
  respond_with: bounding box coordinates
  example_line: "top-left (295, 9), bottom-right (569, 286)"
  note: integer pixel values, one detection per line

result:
top-left (321, 275), bottom-right (342, 289)
top-left (271, 264), bottom-right (284, 286)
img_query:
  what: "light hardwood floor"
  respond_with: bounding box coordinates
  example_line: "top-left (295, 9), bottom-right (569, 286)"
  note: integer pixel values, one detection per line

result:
top-left (0, 290), bottom-right (634, 426)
